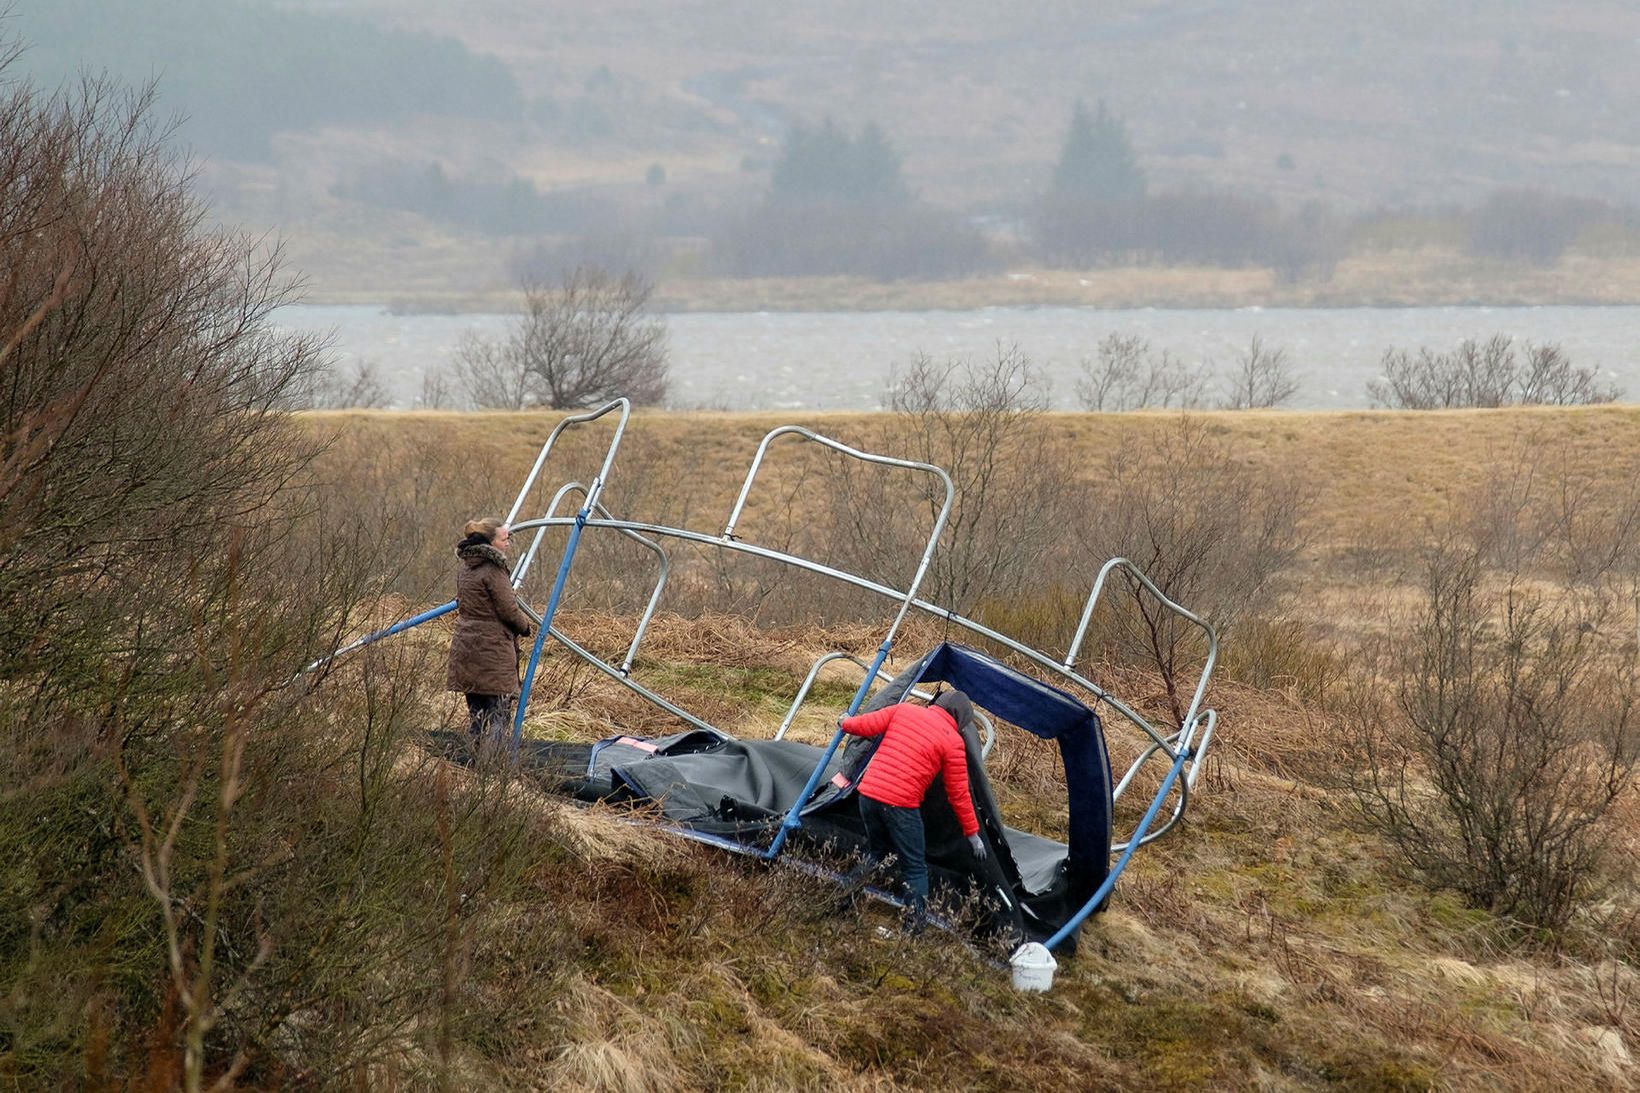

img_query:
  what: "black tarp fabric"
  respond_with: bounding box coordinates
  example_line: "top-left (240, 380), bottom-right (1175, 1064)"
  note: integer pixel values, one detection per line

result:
top-left (468, 643), bottom-right (1116, 946)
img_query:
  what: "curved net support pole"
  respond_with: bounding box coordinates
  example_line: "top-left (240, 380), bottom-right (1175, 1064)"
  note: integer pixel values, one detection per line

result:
top-left (1044, 742), bottom-right (1191, 952)
top-left (774, 650), bottom-right (996, 759)
top-left (509, 517), bottom-right (1156, 732)
top-left (523, 480), bottom-right (670, 675)
top-left (725, 427), bottom-right (954, 861)
top-left (511, 399), bottom-right (631, 754)
top-left (1063, 556), bottom-right (1222, 812)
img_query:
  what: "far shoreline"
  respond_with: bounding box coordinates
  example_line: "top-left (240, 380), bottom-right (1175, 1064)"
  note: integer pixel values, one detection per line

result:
top-left (284, 250), bottom-right (1640, 316)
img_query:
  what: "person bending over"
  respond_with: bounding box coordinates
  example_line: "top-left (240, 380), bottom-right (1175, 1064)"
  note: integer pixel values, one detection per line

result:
top-left (447, 517), bottom-right (535, 745)
top-left (838, 689), bottom-right (987, 930)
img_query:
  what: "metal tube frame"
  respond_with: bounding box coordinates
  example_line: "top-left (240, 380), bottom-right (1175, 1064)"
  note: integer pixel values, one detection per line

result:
top-left (317, 408), bottom-right (1222, 948)
top-left (728, 426), bottom-right (955, 860)
top-left (511, 399), bottom-right (631, 752)
top-left (530, 480), bottom-right (671, 675)
top-left (511, 515), bottom-right (1220, 822)
top-left (772, 650), bottom-right (997, 760)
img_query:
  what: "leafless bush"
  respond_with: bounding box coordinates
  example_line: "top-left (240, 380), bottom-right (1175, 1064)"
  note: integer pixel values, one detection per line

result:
top-left (454, 266), bottom-right (667, 409)
top-left (0, 61), bottom-right (574, 1089)
top-left (1081, 417), bottom-right (1311, 728)
top-left (1074, 333), bottom-right (1210, 411)
top-left (1349, 445), bottom-right (1640, 933)
top-left (296, 358), bottom-right (391, 409)
top-left (0, 74), bottom-right (322, 688)
top-left (417, 366), bottom-right (457, 409)
top-left (825, 346), bottom-right (1075, 617)
top-left (1219, 335), bottom-right (1301, 409)
top-left (1347, 545), bottom-right (1640, 933)
top-left (1367, 335), bottom-right (1621, 409)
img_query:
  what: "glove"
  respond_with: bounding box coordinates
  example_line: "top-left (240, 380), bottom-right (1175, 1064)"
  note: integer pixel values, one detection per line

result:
top-left (967, 833), bottom-right (987, 861)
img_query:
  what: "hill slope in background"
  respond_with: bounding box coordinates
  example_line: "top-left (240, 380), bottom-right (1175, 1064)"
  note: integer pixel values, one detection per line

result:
top-left (15, 1), bottom-right (1640, 206)
top-left (15, 3), bottom-right (1640, 304)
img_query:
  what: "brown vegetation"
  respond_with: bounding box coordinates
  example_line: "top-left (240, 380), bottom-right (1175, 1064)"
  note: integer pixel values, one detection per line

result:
top-left (9, 114), bottom-right (1640, 1087)
top-left (282, 405), bottom-right (1640, 1088)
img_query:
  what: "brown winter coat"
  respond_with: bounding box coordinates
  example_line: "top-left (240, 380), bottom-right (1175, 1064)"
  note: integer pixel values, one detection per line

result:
top-left (446, 543), bottom-right (536, 696)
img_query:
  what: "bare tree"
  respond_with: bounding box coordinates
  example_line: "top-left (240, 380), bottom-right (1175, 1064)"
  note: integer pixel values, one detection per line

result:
top-left (452, 329), bottom-right (531, 410)
top-left (1075, 333), bottom-right (1210, 411)
top-left (1219, 334), bottom-right (1300, 409)
top-left (417, 366), bottom-right (457, 409)
top-left (297, 359), bottom-right (391, 409)
top-left (1084, 416), bottom-right (1311, 728)
top-left (1367, 335), bottom-right (1621, 409)
top-left (454, 266), bottom-right (668, 409)
top-left (826, 345), bottom-right (1074, 617)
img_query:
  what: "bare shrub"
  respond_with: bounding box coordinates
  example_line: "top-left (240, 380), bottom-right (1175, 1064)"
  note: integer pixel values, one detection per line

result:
top-left (1347, 544), bottom-right (1640, 933)
top-left (1367, 334), bottom-right (1621, 409)
top-left (1218, 335), bottom-right (1301, 410)
top-left (455, 266), bottom-right (667, 409)
top-left (1081, 417), bottom-right (1311, 728)
top-left (297, 358), bottom-right (391, 409)
top-left (1349, 445), bottom-right (1640, 933)
top-left (0, 62), bottom-right (576, 1089)
top-left (1075, 333), bottom-right (1210, 411)
top-left (0, 76), bottom-right (322, 687)
top-left (417, 366), bottom-right (457, 409)
top-left (823, 346), bottom-right (1075, 619)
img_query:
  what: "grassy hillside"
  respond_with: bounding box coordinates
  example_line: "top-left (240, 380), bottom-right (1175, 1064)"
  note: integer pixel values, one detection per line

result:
top-left (281, 406), bottom-right (1640, 1088)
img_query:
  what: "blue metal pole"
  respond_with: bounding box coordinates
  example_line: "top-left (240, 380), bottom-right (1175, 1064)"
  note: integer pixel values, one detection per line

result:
top-left (299, 600), bottom-right (458, 676)
top-left (511, 508), bottom-right (589, 753)
top-left (1042, 746), bottom-right (1191, 951)
top-left (762, 638), bottom-right (892, 860)
top-left (365, 600), bottom-right (457, 642)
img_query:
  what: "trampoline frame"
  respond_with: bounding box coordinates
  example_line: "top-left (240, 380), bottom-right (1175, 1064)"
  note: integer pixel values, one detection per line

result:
top-left (321, 398), bottom-right (1221, 951)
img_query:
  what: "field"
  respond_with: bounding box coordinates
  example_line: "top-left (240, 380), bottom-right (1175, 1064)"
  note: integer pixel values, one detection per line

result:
top-left (281, 406), bottom-right (1640, 1089)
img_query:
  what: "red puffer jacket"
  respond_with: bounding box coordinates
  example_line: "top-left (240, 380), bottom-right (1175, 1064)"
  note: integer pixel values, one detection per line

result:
top-left (839, 702), bottom-right (979, 836)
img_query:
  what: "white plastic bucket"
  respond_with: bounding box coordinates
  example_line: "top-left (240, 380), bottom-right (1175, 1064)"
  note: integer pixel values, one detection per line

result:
top-left (1009, 942), bottom-right (1057, 992)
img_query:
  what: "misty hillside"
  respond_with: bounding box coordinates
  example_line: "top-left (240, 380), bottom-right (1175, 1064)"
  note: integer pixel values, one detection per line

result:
top-left (15, 0), bottom-right (1640, 208)
top-left (13, 1), bottom-right (1640, 307)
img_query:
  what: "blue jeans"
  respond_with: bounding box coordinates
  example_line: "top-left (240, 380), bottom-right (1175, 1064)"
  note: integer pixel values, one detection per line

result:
top-left (859, 795), bottom-right (929, 927)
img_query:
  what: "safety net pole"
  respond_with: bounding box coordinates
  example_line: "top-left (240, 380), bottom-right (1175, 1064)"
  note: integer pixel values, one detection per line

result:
top-left (749, 427), bottom-right (954, 861)
top-left (1043, 744), bottom-right (1191, 951)
top-left (511, 399), bottom-right (630, 753)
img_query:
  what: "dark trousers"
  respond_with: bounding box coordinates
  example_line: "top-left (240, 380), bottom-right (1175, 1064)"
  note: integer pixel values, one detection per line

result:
top-left (464, 693), bottom-right (512, 742)
top-left (858, 795), bottom-right (929, 927)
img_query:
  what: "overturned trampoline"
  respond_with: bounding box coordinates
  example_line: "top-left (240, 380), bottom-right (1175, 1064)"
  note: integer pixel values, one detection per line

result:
top-left (321, 398), bottom-right (1220, 962)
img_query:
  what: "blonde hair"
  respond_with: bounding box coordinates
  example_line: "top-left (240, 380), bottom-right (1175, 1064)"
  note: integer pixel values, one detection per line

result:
top-left (462, 516), bottom-right (505, 543)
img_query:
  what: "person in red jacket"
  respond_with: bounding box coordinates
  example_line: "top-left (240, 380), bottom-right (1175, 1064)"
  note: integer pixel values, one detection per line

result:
top-left (838, 688), bottom-right (987, 930)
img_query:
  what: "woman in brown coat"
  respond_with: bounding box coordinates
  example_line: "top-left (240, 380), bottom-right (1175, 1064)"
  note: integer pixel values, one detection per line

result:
top-left (447, 517), bottom-right (536, 742)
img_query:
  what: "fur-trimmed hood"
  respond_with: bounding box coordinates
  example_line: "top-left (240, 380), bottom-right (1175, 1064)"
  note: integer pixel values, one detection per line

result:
top-left (457, 541), bottom-right (512, 574)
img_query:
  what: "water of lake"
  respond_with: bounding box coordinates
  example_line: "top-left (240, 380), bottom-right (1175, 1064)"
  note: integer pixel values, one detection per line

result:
top-left (274, 304), bottom-right (1640, 411)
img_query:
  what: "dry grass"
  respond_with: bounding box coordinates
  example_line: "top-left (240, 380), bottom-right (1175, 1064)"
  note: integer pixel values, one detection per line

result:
top-left (303, 403), bottom-right (1640, 642)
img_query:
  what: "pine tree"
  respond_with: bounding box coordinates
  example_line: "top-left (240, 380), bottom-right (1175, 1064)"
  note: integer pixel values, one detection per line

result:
top-left (1050, 100), bottom-right (1145, 205)
top-left (769, 117), bottom-right (910, 208)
